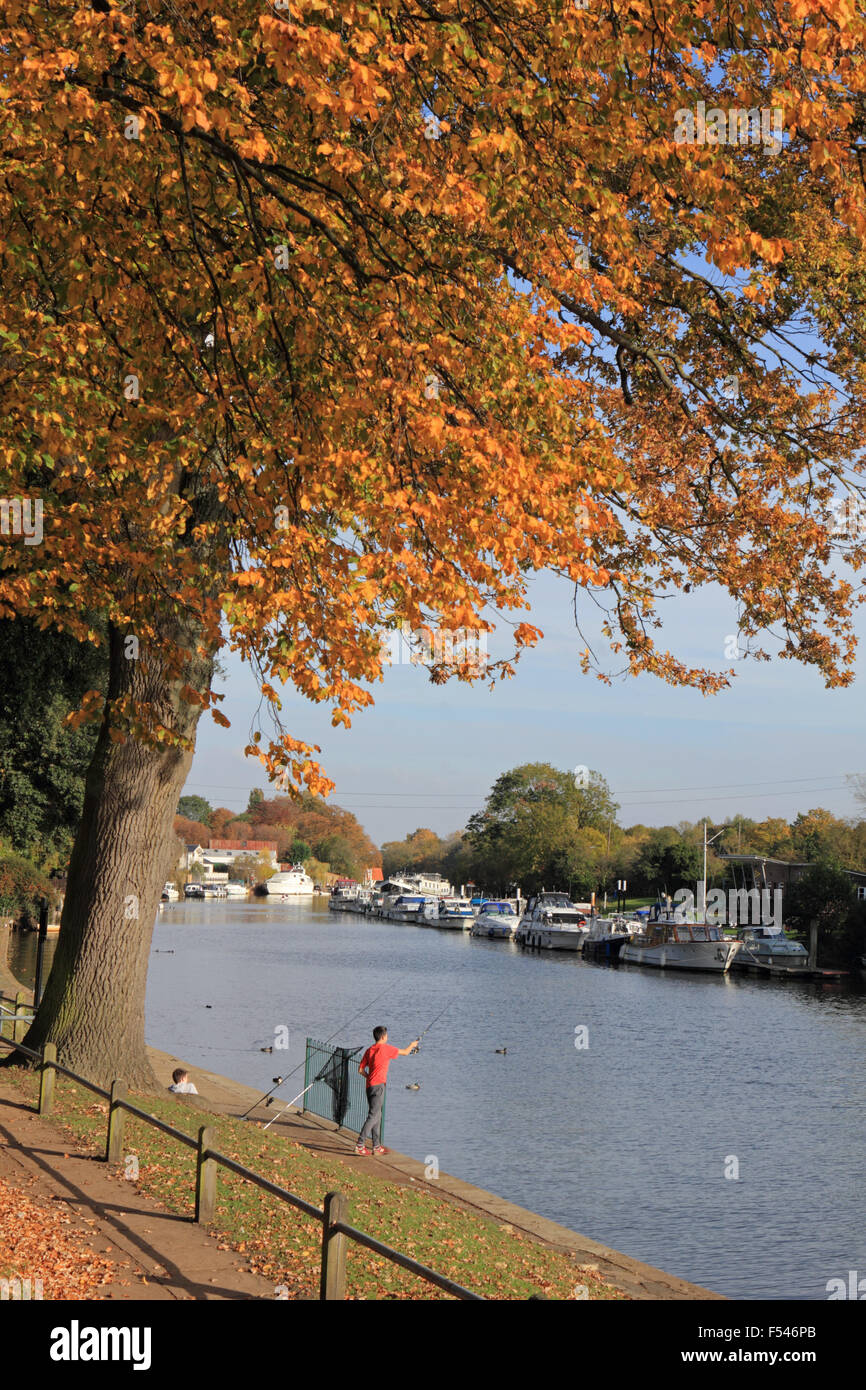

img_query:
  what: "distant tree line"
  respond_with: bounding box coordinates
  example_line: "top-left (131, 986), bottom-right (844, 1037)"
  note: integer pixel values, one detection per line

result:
top-left (381, 763), bottom-right (866, 965)
top-left (173, 789), bottom-right (378, 884)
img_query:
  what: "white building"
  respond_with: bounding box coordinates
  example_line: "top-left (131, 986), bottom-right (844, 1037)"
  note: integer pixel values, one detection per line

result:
top-left (181, 840), bottom-right (279, 883)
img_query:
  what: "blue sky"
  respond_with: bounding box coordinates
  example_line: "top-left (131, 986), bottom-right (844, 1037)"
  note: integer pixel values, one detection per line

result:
top-left (183, 566), bottom-right (866, 847)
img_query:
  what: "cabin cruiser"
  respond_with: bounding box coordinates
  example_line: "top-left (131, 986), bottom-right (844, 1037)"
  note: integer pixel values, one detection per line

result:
top-left (264, 864), bottom-right (316, 896)
top-left (330, 885), bottom-right (372, 912)
top-left (183, 882), bottom-right (205, 899)
top-left (620, 902), bottom-right (741, 973)
top-left (470, 900), bottom-right (521, 939)
top-left (423, 897), bottom-right (474, 929)
top-left (388, 894), bottom-right (436, 923)
top-left (224, 881), bottom-right (248, 897)
top-left (329, 884), bottom-right (361, 911)
top-left (582, 913), bottom-right (634, 961)
top-left (516, 893), bottom-right (589, 952)
top-left (367, 878), bottom-right (415, 917)
top-left (730, 924), bottom-right (811, 977)
top-left (161, 882), bottom-right (179, 901)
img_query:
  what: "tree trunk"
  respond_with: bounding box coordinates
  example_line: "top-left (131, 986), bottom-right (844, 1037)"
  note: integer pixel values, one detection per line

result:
top-left (20, 619), bottom-right (215, 1091)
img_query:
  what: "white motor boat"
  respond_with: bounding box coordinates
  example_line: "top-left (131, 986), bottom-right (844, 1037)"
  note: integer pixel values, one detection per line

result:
top-left (161, 882), bottom-right (179, 902)
top-left (730, 924), bottom-right (812, 977)
top-left (368, 878), bottom-right (415, 918)
top-left (423, 897), bottom-right (474, 929)
top-left (224, 881), bottom-right (249, 897)
top-left (620, 903), bottom-right (741, 973)
top-left (517, 892), bottom-right (589, 952)
top-left (388, 894), bottom-right (436, 923)
top-left (470, 900), bottom-right (521, 939)
top-left (183, 882), bottom-right (205, 899)
top-left (264, 864), bottom-right (316, 896)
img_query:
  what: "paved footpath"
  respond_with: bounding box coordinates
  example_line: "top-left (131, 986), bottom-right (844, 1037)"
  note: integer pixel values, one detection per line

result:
top-left (0, 1077), bottom-right (284, 1301)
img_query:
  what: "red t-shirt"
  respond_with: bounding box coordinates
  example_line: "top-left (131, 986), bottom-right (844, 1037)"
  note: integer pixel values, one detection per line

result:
top-left (360, 1042), bottom-right (400, 1087)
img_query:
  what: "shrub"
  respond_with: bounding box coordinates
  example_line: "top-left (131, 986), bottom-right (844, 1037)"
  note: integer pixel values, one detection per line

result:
top-left (0, 851), bottom-right (56, 926)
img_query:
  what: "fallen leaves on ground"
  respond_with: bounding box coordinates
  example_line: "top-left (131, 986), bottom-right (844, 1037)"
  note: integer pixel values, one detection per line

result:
top-left (0, 1174), bottom-right (116, 1299)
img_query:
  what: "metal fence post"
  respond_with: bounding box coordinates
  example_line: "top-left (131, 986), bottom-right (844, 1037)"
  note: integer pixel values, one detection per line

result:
top-left (13, 991), bottom-right (25, 1042)
top-left (320, 1191), bottom-right (347, 1300)
top-left (38, 1042), bottom-right (56, 1116)
top-left (195, 1125), bottom-right (216, 1224)
top-left (106, 1079), bottom-right (127, 1163)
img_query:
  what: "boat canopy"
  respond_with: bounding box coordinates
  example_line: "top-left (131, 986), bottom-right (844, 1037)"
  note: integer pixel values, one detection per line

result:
top-left (481, 900), bottom-right (516, 914)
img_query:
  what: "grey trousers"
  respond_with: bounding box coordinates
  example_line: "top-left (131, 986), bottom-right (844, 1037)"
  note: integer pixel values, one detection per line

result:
top-left (358, 1084), bottom-right (385, 1148)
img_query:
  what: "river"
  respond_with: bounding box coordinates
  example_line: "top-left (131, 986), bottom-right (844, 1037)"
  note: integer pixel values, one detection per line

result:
top-left (10, 898), bottom-right (866, 1300)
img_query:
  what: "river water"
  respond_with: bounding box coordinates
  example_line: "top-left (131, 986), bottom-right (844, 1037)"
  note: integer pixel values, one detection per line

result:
top-left (11, 899), bottom-right (866, 1300)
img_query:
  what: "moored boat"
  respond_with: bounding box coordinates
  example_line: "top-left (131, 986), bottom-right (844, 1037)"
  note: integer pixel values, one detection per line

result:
top-left (161, 882), bottom-right (179, 901)
top-left (582, 913), bottom-right (634, 960)
top-left (388, 894), bottom-right (436, 923)
top-left (517, 893), bottom-right (589, 952)
top-left (423, 897), bottom-right (474, 929)
top-left (470, 900), bottom-right (521, 939)
top-left (730, 924), bottom-right (811, 978)
top-left (329, 884), bottom-right (360, 911)
top-left (368, 878), bottom-right (415, 917)
top-left (264, 864), bottom-right (316, 896)
top-left (620, 903), bottom-right (741, 973)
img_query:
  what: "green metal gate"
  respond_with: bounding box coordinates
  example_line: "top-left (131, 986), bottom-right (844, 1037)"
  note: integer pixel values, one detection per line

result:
top-left (303, 1037), bottom-right (385, 1139)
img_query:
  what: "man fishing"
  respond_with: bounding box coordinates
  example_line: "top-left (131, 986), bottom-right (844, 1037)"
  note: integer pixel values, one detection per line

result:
top-left (355, 1025), bottom-right (419, 1156)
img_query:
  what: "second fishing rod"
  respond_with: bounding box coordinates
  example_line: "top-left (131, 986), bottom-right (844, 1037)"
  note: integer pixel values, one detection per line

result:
top-left (261, 997), bottom-right (454, 1132)
top-left (240, 979), bottom-right (397, 1119)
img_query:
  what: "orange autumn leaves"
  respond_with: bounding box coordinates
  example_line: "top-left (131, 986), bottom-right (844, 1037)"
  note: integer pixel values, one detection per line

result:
top-left (2, 0), bottom-right (866, 789)
top-left (0, 1174), bottom-right (115, 1300)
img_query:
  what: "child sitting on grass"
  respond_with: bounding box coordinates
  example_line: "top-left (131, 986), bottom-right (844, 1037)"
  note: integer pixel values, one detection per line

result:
top-left (168, 1067), bottom-right (199, 1095)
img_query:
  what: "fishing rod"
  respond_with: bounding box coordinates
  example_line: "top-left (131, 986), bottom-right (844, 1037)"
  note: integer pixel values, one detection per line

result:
top-left (263, 999), bottom-right (454, 1131)
top-left (240, 980), bottom-right (396, 1119)
top-left (413, 999), bottom-right (453, 1051)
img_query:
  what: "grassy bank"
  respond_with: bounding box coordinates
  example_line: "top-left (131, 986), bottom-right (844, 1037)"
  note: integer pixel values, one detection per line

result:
top-left (2, 1065), bottom-right (625, 1301)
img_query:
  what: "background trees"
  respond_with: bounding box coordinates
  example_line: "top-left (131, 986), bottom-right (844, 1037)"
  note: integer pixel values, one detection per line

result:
top-left (0, 620), bottom-right (107, 870)
top-left (464, 763), bottom-right (618, 895)
top-left (176, 795), bottom-right (213, 827)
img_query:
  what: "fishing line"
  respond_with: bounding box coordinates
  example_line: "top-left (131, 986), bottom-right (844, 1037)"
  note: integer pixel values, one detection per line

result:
top-left (239, 978), bottom-right (398, 1119)
top-left (413, 999), bottom-right (453, 1050)
top-left (262, 998), bottom-right (454, 1131)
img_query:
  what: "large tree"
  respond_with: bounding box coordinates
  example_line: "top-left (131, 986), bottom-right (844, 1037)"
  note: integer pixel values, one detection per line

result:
top-left (4, 1), bottom-right (866, 1084)
top-left (465, 763), bottom-right (618, 892)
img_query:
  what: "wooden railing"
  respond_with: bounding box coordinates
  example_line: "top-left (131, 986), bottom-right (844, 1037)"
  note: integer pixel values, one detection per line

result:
top-left (0, 1030), bottom-right (486, 1301)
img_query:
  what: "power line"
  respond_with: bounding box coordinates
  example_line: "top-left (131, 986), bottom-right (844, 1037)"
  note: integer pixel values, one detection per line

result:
top-left (185, 772), bottom-right (858, 799)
